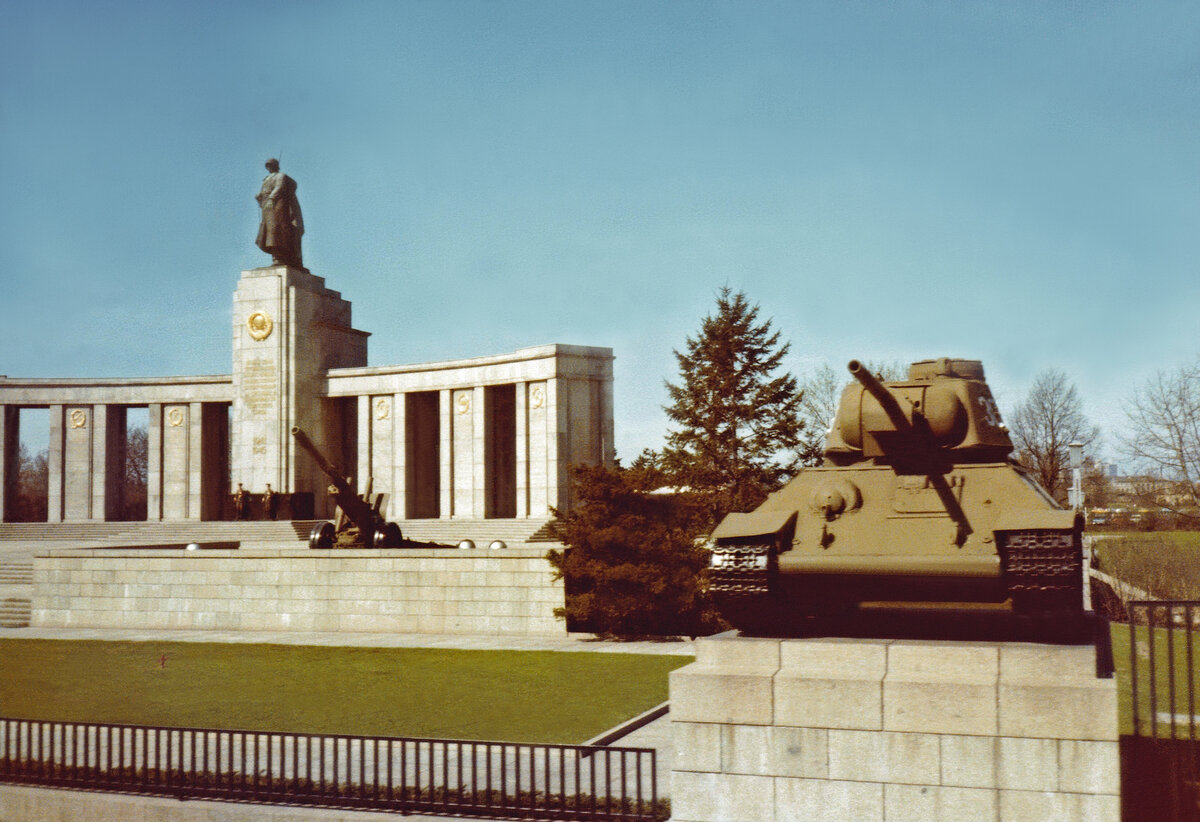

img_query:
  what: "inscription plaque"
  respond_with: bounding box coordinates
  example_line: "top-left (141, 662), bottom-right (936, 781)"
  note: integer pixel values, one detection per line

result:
top-left (241, 358), bottom-right (278, 417)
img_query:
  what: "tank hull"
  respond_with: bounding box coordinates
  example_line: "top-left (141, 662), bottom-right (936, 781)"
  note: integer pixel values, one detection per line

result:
top-left (710, 462), bottom-right (1083, 629)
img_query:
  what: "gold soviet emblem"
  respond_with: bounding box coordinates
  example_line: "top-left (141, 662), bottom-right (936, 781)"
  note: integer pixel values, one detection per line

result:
top-left (455, 392), bottom-right (471, 415)
top-left (247, 311), bottom-right (274, 341)
top-left (167, 407), bottom-right (185, 427)
top-left (69, 409), bottom-right (87, 429)
top-left (375, 398), bottom-right (390, 420)
top-left (529, 385), bottom-right (545, 409)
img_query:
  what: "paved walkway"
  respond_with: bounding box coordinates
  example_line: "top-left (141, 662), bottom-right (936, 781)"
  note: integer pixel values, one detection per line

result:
top-left (4, 626), bottom-right (695, 656)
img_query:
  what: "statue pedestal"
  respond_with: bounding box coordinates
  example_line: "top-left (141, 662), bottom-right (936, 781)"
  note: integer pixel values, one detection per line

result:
top-left (669, 635), bottom-right (1119, 822)
top-left (230, 266), bottom-right (368, 498)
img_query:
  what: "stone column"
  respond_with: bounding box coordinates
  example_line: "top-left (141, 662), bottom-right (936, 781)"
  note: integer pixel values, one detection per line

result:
top-left (187, 402), bottom-right (204, 521)
top-left (472, 385), bottom-right (486, 518)
top-left (515, 384), bottom-right (529, 519)
top-left (161, 403), bottom-right (191, 520)
top-left (61, 405), bottom-right (95, 521)
top-left (46, 405), bottom-right (64, 522)
top-left (146, 403), bottom-right (163, 521)
top-left (450, 388), bottom-right (475, 517)
top-left (89, 404), bottom-right (108, 521)
top-left (368, 394), bottom-right (397, 507)
top-left (438, 389), bottom-right (452, 519)
top-left (356, 394), bottom-right (371, 492)
top-left (599, 368), bottom-right (616, 467)
top-left (391, 393), bottom-right (406, 519)
top-left (546, 378), bottom-right (567, 515)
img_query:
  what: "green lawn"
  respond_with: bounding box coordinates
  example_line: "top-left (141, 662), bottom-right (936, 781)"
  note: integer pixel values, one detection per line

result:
top-left (0, 640), bottom-right (690, 744)
top-left (1093, 532), bottom-right (1200, 600)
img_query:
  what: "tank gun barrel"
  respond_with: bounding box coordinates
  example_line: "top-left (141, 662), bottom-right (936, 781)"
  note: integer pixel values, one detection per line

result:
top-left (846, 361), bottom-right (972, 543)
top-left (847, 360), bottom-right (911, 432)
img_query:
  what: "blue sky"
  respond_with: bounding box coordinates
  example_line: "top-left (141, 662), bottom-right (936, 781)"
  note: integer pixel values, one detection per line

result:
top-left (3, 1), bottom-right (1199, 467)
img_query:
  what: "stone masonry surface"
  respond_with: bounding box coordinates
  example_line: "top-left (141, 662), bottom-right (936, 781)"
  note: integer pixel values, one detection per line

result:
top-left (32, 547), bottom-right (564, 635)
top-left (670, 635), bottom-right (1119, 822)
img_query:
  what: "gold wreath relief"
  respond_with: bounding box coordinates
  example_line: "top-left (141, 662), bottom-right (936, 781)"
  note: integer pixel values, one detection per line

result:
top-left (247, 311), bottom-right (274, 341)
top-left (69, 409), bottom-right (88, 429)
top-left (167, 408), bottom-right (185, 427)
top-left (375, 398), bottom-right (390, 420)
top-left (455, 392), bottom-right (471, 415)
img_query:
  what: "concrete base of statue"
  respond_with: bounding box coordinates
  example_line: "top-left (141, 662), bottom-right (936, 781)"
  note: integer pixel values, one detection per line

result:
top-left (669, 634), bottom-right (1119, 822)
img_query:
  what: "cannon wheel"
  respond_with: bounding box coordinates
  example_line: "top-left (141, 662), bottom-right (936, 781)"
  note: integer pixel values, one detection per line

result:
top-left (309, 521), bottom-right (335, 550)
top-left (373, 522), bottom-right (403, 548)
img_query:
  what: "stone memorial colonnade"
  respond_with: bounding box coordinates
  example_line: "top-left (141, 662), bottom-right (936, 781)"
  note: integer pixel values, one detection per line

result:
top-left (0, 265), bottom-right (614, 523)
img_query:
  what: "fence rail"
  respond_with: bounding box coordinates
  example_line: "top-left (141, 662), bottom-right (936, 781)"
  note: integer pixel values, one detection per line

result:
top-left (0, 717), bottom-right (664, 821)
top-left (1122, 601), bottom-right (1200, 821)
top-left (1127, 600), bottom-right (1200, 740)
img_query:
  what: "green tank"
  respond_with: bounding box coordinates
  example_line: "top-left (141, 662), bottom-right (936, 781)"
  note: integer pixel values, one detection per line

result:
top-left (709, 358), bottom-right (1083, 631)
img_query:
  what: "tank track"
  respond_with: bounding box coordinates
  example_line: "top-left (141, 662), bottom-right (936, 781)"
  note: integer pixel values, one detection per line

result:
top-left (997, 528), bottom-right (1083, 612)
top-left (709, 542), bottom-right (774, 597)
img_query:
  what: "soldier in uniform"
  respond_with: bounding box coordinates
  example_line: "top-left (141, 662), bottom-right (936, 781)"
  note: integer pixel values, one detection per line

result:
top-left (255, 158), bottom-right (304, 268)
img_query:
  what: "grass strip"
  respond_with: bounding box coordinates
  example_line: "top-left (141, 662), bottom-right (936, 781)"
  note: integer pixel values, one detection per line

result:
top-left (1093, 532), bottom-right (1200, 600)
top-left (0, 640), bottom-right (689, 744)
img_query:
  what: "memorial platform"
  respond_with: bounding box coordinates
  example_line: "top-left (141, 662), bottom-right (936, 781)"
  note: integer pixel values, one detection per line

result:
top-left (32, 546), bottom-right (564, 635)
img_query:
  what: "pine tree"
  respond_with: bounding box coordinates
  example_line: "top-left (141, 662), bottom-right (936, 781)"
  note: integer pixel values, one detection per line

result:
top-left (661, 287), bottom-right (803, 517)
top-left (546, 463), bottom-right (724, 638)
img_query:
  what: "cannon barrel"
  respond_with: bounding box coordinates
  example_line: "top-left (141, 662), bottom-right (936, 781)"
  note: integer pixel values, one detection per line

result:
top-left (847, 359), bottom-right (911, 432)
top-left (291, 426), bottom-right (378, 530)
top-left (291, 427), bottom-right (349, 492)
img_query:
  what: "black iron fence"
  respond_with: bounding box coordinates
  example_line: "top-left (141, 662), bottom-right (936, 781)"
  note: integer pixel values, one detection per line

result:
top-left (0, 717), bottom-right (665, 821)
top-left (1126, 600), bottom-right (1200, 740)
top-left (1122, 601), bottom-right (1200, 822)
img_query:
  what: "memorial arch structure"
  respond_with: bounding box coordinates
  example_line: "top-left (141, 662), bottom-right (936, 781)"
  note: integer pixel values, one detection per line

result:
top-left (0, 265), bottom-right (614, 524)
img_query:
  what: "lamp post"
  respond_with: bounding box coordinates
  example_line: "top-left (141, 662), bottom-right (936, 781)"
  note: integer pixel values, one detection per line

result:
top-left (1068, 442), bottom-right (1084, 511)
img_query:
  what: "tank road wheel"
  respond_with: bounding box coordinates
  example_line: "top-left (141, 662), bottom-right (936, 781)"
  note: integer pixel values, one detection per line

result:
top-left (309, 521), bottom-right (335, 550)
top-left (997, 527), bottom-right (1084, 614)
top-left (373, 522), bottom-right (403, 548)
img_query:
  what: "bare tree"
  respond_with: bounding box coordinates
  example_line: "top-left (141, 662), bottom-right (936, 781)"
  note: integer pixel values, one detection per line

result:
top-left (11, 444), bottom-right (48, 522)
top-left (1119, 363), bottom-right (1200, 512)
top-left (797, 360), bottom-right (906, 466)
top-left (120, 425), bottom-right (148, 521)
top-left (1008, 370), bottom-right (1099, 502)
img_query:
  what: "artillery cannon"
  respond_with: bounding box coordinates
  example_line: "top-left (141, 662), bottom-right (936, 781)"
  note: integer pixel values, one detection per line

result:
top-left (708, 358), bottom-right (1083, 633)
top-left (291, 426), bottom-right (404, 548)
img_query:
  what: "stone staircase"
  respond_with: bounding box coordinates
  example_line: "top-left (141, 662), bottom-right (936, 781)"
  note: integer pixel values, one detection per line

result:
top-left (0, 597), bottom-right (30, 628)
top-left (0, 518), bottom-right (562, 550)
top-left (291, 517), bottom-right (560, 548)
top-left (0, 521), bottom-right (307, 546)
top-left (0, 560), bottom-right (33, 628)
top-left (0, 561), bottom-right (33, 585)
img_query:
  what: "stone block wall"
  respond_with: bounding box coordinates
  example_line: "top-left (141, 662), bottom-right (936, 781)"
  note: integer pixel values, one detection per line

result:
top-left (32, 547), bottom-right (563, 635)
top-left (670, 635), bottom-right (1119, 822)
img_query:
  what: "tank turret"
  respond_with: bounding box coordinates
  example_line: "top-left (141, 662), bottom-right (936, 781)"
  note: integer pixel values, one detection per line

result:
top-left (709, 358), bottom-right (1083, 633)
top-left (824, 358), bottom-right (1013, 465)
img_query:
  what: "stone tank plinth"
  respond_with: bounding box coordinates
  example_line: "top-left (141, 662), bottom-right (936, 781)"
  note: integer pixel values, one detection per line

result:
top-left (669, 634), bottom-right (1118, 822)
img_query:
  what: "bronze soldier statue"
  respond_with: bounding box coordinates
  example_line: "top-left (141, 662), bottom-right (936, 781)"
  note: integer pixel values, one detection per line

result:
top-left (255, 158), bottom-right (304, 268)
